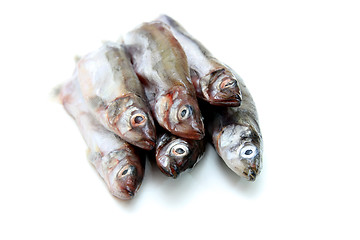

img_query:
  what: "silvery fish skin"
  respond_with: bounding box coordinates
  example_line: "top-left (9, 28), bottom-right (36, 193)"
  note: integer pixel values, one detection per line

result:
top-left (124, 22), bottom-right (205, 140)
top-left (157, 15), bottom-right (241, 107)
top-left (155, 131), bottom-right (206, 178)
top-left (204, 72), bottom-right (262, 181)
top-left (60, 76), bottom-right (145, 200)
top-left (77, 41), bottom-right (156, 150)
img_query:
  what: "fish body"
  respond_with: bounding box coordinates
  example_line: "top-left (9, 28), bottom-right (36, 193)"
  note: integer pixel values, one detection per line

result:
top-left (124, 22), bottom-right (204, 140)
top-left (155, 130), bottom-right (205, 178)
top-left (157, 15), bottom-right (241, 107)
top-left (203, 71), bottom-right (262, 181)
top-left (61, 76), bottom-right (145, 199)
top-left (77, 41), bottom-right (155, 150)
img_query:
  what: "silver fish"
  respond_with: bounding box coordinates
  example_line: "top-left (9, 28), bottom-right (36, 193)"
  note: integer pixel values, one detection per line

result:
top-left (77, 41), bottom-right (156, 150)
top-left (60, 75), bottom-right (145, 199)
top-left (204, 71), bottom-right (262, 180)
top-left (157, 15), bottom-right (242, 107)
top-left (155, 131), bottom-right (206, 178)
top-left (123, 22), bottom-right (205, 140)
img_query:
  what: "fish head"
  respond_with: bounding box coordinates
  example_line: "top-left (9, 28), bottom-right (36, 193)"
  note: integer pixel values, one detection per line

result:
top-left (108, 96), bottom-right (156, 150)
top-left (156, 88), bottom-right (205, 140)
top-left (106, 150), bottom-right (144, 200)
top-left (206, 69), bottom-right (242, 106)
top-left (155, 133), bottom-right (203, 178)
top-left (216, 124), bottom-right (262, 181)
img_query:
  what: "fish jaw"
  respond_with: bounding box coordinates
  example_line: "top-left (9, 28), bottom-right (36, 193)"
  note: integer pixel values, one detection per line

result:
top-left (156, 155), bottom-right (180, 178)
top-left (104, 150), bottom-right (144, 200)
top-left (154, 89), bottom-right (205, 140)
top-left (205, 70), bottom-right (242, 107)
top-left (214, 124), bottom-right (262, 180)
top-left (107, 95), bottom-right (156, 150)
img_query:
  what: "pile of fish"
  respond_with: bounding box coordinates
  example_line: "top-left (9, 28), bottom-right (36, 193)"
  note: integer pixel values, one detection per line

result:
top-left (59, 15), bottom-right (263, 200)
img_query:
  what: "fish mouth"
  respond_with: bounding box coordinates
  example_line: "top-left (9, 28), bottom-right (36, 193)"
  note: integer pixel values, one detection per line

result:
top-left (137, 138), bottom-right (156, 150)
top-left (191, 129), bottom-right (205, 140)
top-left (125, 186), bottom-right (135, 198)
top-left (245, 167), bottom-right (260, 181)
top-left (248, 169), bottom-right (257, 181)
top-left (208, 94), bottom-right (242, 107)
top-left (111, 184), bottom-right (137, 200)
top-left (169, 164), bottom-right (180, 179)
top-left (156, 156), bottom-right (181, 178)
top-left (161, 162), bottom-right (181, 179)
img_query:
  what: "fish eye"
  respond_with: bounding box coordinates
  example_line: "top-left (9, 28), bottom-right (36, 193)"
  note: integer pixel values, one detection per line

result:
top-left (130, 113), bottom-right (146, 127)
top-left (118, 165), bottom-right (136, 178)
top-left (220, 78), bottom-right (236, 90)
top-left (170, 143), bottom-right (189, 157)
top-left (245, 149), bottom-right (253, 155)
top-left (240, 145), bottom-right (257, 158)
top-left (178, 105), bottom-right (193, 120)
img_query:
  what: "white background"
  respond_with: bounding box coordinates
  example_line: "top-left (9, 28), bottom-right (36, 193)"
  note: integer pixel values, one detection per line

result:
top-left (1, 0), bottom-right (359, 239)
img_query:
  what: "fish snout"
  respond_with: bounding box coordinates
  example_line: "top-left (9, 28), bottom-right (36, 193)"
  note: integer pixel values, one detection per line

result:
top-left (138, 137), bottom-right (156, 150)
top-left (156, 155), bottom-right (181, 178)
top-left (119, 165), bottom-right (142, 199)
top-left (189, 117), bottom-right (205, 140)
top-left (247, 169), bottom-right (257, 181)
top-left (193, 129), bottom-right (205, 140)
top-left (133, 122), bottom-right (156, 150)
top-left (169, 163), bottom-right (180, 179)
top-left (156, 155), bottom-right (171, 176)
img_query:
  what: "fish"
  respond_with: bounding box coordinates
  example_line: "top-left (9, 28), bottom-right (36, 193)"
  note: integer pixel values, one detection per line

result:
top-left (157, 15), bottom-right (242, 107)
top-left (155, 130), bottom-right (206, 178)
top-left (60, 75), bottom-right (145, 200)
top-left (77, 41), bottom-right (156, 150)
top-left (123, 22), bottom-right (205, 140)
top-left (203, 70), bottom-right (262, 181)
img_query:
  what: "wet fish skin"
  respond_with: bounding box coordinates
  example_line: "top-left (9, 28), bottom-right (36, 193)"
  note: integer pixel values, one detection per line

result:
top-left (77, 41), bottom-right (156, 150)
top-left (157, 15), bottom-right (242, 107)
top-left (124, 22), bottom-right (205, 140)
top-left (155, 130), bottom-right (206, 178)
top-left (87, 149), bottom-right (145, 199)
top-left (61, 76), bottom-right (145, 200)
top-left (203, 71), bottom-right (262, 181)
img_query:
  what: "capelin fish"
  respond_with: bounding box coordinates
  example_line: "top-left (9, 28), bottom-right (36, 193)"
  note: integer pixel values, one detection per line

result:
top-left (77, 41), bottom-right (156, 150)
top-left (203, 71), bottom-right (262, 181)
top-left (155, 130), bottom-right (206, 178)
top-left (60, 76), bottom-right (145, 200)
top-left (123, 22), bottom-right (205, 140)
top-left (157, 15), bottom-right (242, 107)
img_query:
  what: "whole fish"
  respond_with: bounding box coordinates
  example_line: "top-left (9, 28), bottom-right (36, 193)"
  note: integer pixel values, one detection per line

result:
top-left (77, 41), bottom-right (156, 150)
top-left (155, 130), bottom-right (206, 178)
top-left (203, 71), bottom-right (262, 181)
top-left (157, 15), bottom-right (242, 107)
top-left (124, 22), bottom-right (205, 140)
top-left (60, 75), bottom-right (145, 200)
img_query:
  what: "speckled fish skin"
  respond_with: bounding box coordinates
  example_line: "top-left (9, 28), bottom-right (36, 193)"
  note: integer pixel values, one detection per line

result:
top-left (203, 71), bottom-right (262, 181)
top-left (60, 76), bottom-right (145, 200)
top-left (155, 130), bottom-right (206, 178)
top-left (123, 22), bottom-right (205, 140)
top-left (157, 15), bottom-right (242, 107)
top-left (77, 41), bottom-right (156, 150)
